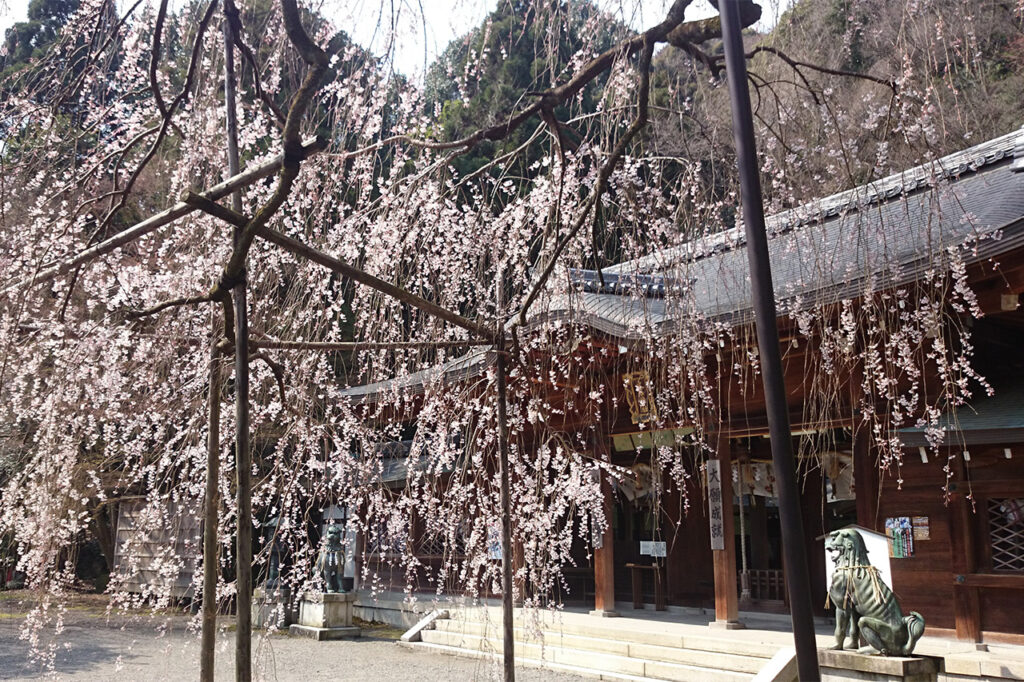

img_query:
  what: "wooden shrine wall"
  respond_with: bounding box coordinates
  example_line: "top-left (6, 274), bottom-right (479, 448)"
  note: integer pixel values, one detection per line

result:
top-left (870, 444), bottom-right (1024, 638)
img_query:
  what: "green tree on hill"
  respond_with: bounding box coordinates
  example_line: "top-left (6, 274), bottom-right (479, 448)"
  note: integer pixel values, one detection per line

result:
top-left (424, 0), bottom-right (632, 189)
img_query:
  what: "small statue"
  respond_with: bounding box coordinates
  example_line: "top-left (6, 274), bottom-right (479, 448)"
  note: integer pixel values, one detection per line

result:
top-left (826, 528), bottom-right (925, 656)
top-left (316, 524), bottom-right (345, 593)
top-left (264, 518), bottom-right (286, 588)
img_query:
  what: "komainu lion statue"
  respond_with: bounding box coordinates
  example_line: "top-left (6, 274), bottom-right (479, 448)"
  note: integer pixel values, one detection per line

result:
top-left (316, 524), bottom-right (345, 593)
top-left (826, 528), bottom-right (925, 656)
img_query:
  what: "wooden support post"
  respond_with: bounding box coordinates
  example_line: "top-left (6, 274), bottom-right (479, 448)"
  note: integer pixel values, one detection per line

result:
top-left (949, 459), bottom-right (983, 644)
top-left (592, 437), bottom-right (617, 616)
top-left (711, 434), bottom-right (743, 628)
top-left (200, 335), bottom-right (222, 682)
top-left (853, 424), bottom-right (879, 530)
top-left (222, 6), bottom-right (251, 679)
top-left (496, 344), bottom-right (516, 682)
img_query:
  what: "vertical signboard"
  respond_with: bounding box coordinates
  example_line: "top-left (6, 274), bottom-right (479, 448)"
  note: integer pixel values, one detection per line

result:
top-left (708, 459), bottom-right (725, 550)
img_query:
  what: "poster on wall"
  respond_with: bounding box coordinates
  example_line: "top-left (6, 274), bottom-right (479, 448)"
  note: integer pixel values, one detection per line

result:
top-left (488, 525), bottom-right (503, 560)
top-left (886, 517), bottom-right (915, 558)
top-left (912, 516), bottom-right (930, 541)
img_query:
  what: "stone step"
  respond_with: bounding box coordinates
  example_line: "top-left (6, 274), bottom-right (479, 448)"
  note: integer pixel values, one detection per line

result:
top-left (401, 640), bottom-right (660, 682)
top-left (434, 614), bottom-right (780, 659)
top-left (420, 628), bottom-right (753, 682)
top-left (431, 618), bottom-right (766, 673)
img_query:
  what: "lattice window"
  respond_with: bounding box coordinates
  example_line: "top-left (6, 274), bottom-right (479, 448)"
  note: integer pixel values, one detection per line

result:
top-left (415, 526), bottom-right (467, 558)
top-left (367, 521), bottom-right (407, 557)
top-left (988, 498), bottom-right (1024, 572)
top-left (416, 533), bottom-right (446, 558)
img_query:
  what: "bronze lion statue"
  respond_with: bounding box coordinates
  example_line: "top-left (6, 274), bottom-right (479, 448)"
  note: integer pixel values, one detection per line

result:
top-left (826, 528), bottom-right (925, 656)
top-left (316, 524), bottom-right (345, 593)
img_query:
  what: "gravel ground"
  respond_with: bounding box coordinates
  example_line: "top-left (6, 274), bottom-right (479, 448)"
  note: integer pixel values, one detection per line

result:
top-left (0, 596), bottom-right (588, 681)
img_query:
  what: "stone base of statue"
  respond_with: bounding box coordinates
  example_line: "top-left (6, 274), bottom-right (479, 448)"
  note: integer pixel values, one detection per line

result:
top-left (288, 591), bottom-right (360, 641)
top-left (818, 648), bottom-right (937, 681)
top-left (254, 586), bottom-right (294, 629)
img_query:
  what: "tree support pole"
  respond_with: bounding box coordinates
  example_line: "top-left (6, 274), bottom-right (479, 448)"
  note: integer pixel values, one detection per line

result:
top-left (200, 332), bottom-right (223, 682)
top-left (496, 341), bottom-right (515, 682)
top-left (718, 1), bottom-right (820, 678)
top-left (222, 3), bottom-right (251, 679)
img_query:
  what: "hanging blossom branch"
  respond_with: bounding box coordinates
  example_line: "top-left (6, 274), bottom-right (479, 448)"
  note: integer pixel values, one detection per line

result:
top-left (323, 0), bottom-right (762, 165)
top-left (517, 37), bottom-right (657, 325)
top-left (91, 0), bottom-right (221, 236)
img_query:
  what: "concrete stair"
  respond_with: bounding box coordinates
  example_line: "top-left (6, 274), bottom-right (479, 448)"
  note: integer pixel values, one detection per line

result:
top-left (403, 608), bottom-right (784, 681)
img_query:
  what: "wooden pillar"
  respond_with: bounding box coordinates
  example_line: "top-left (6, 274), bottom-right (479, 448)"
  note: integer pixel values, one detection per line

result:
top-left (592, 438), bottom-right (618, 616)
top-left (800, 464), bottom-right (828, 616)
top-left (750, 496), bottom-right (769, 569)
top-left (853, 424), bottom-right (879, 530)
top-left (711, 433), bottom-right (743, 628)
top-left (949, 456), bottom-right (982, 643)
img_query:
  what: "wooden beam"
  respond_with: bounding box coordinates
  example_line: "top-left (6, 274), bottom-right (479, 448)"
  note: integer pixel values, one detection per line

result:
top-left (250, 339), bottom-right (491, 351)
top-left (949, 459), bottom-right (983, 643)
top-left (711, 433), bottom-right (742, 627)
top-left (200, 332), bottom-right (222, 682)
top-left (960, 573), bottom-right (1024, 590)
top-left (592, 437), bottom-right (618, 616)
top-left (853, 424), bottom-right (879, 531)
top-left (183, 192), bottom-right (494, 341)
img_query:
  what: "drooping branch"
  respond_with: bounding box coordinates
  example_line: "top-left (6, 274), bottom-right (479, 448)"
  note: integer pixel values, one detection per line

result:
top-left (0, 137), bottom-right (325, 296)
top-left (745, 45), bottom-right (899, 93)
top-left (228, 13), bottom-right (287, 128)
top-left (249, 351), bottom-right (299, 416)
top-left (183, 193), bottom-right (495, 339)
top-left (323, 0), bottom-right (761, 165)
top-left (518, 35), bottom-right (658, 325)
top-left (96, 0), bottom-right (220, 234)
top-left (148, 0), bottom-right (176, 132)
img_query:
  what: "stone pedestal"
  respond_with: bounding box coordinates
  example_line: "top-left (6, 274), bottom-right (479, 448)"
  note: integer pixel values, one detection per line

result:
top-left (708, 619), bottom-right (746, 630)
top-left (818, 649), bottom-right (938, 682)
top-left (254, 586), bottom-right (293, 629)
top-left (588, 609), bottom-right (619, 618)
top-left (288, 591), bottom-right (361, 641)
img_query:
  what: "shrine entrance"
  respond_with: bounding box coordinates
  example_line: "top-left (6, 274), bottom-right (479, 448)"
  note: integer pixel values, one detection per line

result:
top-left (611, 490), bottom-right (665, 606)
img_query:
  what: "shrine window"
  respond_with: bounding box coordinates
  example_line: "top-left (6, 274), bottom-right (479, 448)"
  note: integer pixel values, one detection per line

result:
top-left (987, 498), bottom-right (1024, 572)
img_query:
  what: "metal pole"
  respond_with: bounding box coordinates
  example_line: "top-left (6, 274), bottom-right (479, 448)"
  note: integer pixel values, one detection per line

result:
top-left (222, 3), bottom-right (252, 680)
top-left (200, 331), bottom-right (222, 682)
top-left (717, 1), bottom-right (820, 678)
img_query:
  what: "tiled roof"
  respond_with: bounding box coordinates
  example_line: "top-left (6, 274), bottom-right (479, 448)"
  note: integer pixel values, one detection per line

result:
top-left (544, 127), bottom-right (1024, 337)
top-left (342, 127), bottom-right (1024, 400)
